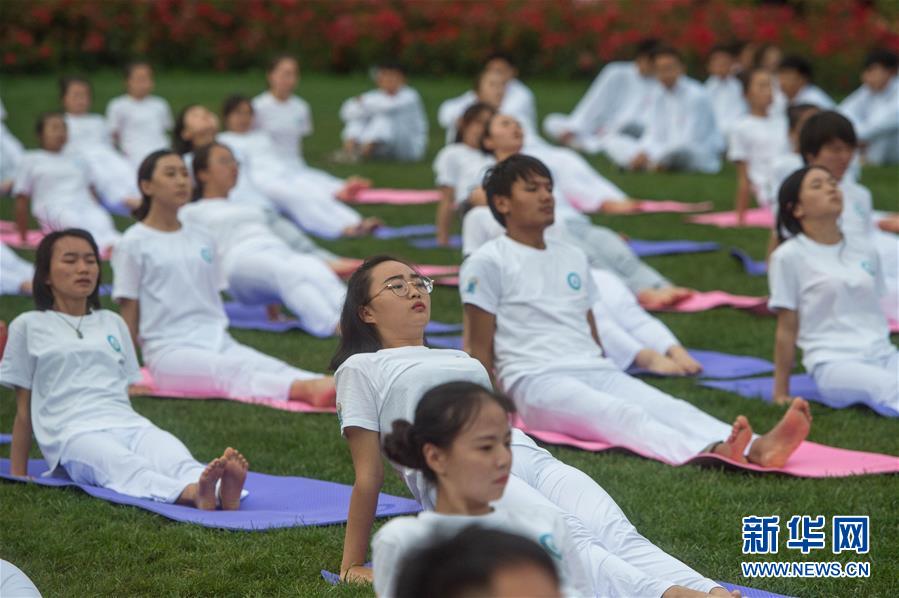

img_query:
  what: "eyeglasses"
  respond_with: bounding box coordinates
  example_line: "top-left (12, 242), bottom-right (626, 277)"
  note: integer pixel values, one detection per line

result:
top-left (368, 276), bottom-right (434, 302)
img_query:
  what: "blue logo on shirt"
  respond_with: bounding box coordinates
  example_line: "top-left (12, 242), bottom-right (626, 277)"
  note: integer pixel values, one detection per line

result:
top-left (860, 260), bottom-right (876, 277)
top-left (465, 277), bottom-right (479, 294)
top-left (107, 335), bottom-right (122, 353)
top-left (566, 272), bottom-right (581, 290)
top-left (200, 247), bottom-right (213, 263)
top-left (538, 533), bottom-right (562, 560)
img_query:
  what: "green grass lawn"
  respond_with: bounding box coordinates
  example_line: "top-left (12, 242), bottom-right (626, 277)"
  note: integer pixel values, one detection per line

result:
top-left (1, 70), bottom-right (897, 597)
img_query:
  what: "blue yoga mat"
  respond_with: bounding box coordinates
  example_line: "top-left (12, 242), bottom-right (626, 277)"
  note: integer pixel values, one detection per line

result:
top-left (1, 459), bottom-right (420, 530)
top-left (0, 433), bottom-right (10, 444)
top-left (731, 247), bottom-right (768, 276)
top-left (700, 374), bottom-right (898, 417)
top-left (627, 239), bottom-right (720, 257)
top-left (409, 235), bottom-right (462, 249)
top-left (373, 224), bottom-right (437, 240)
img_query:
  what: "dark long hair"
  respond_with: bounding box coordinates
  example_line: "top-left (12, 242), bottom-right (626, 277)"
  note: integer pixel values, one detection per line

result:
top-left (133, 149), bottom-right (181, 220)
top-left (191, 142), bottom-right (231, 201)
top-left (383, 382), bottom-right (516, 482)
top-left (222, 94), bottom-right (252, 124)
top-left (454, 102), bottom-right (495, 144)
top-left (776, 165), bottom-right (830, 242)
top-left (172, 104), bottom-right (201, 155)
top-left (33, 229), bottom-right (102, 312)
top-left (329, 255), bottom-right (417, 371)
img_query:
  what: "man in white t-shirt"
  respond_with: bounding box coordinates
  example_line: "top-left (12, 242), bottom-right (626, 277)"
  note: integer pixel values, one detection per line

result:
top-left (704, 44), bottom-right (747, 141)
top-left (838, 49), bottom-right (899, 166)
top-left (461, 154), bottom-right (812, 467)
top-left (776, 55), bottom-right (835, 109)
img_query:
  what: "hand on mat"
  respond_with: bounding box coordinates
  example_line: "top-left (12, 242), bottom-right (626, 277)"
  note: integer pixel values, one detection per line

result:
top-left (667, 346), bottom-right (703, 375)
top-left (877, 214), bottom-right (899, 234)
top-left (629, 152), bottom-right (650, 171)
top-left (662, 585), bottom-right (729, 598)
top-left (128, 383), bottom-right (153, 396)
top-left (341, 565), bottom-right (373, 584)
top-left (709, 587), bottom-right (742, 598)
top-left (634, 349), bottom-right (686, 375)
top-left (637, 287), bottom-right (694, 310)
top-left (335, 176), bottom-right (372, 201)
top-left (342, 217), bottom-right (384, 238)
top-left (600, 199), bottom-right (641, 214)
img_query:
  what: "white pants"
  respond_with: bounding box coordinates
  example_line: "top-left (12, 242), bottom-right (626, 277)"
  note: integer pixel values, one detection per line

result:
top-left (148, 334), bottom-right (321, 401)
top-left (0, 243), bottom-right (33, 295)
top-left (591, 269), bottom-right (679, 369)
top-left (1, 560), bottom-right (41, 598)
top-left (530, 144), bottom-right (626, 211)
top-left (603, 135), bottom-right (720, 173)
top-left (226, 244), bottom-right (344, 337)
top-left (511, 369), bottom-right (734, 464)
top-left (342, 114), bottom-right (425, 161)
top-left (502, 432), bottom-right (718, 596)
top-left (813, 350), bottom-right (899, 415)
top-left (37, 202), bottom-right (122, 251)
top-left (61, 425), bottom-right (205, 503)
top-left (864, 131), bottom-right (899, 165)
top-left (79, 145), bottom-right (139, 209)
top-left (252, 170), bottom-right (361, 239)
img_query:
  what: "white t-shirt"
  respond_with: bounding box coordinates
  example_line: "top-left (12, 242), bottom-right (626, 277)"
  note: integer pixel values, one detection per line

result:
top-left (432, 143), bottom-right (491, 190)
top-left (111, 223), bottom-right (228, 362)
top-left (215, 132), bottom-right (283, 207)
top-left (178, 199), bottom-right (284, 273)
top-left (65, 113), bottom-right (113, 148)
top-left (251, 92), bottom-right (312, 166)
top-left (704, 75), bottom-right (747, 137)
top-left (0, 309), bottom-right (147, 471)
top-left (728, 113), bottom-right (789, 207)
top-left (460, 236), bottom-right (616, 390)
top-left (105, 95), bottom-right (173, 163)
top-left (791, 84), bottom-right (835, 109)
top-left (768, 234), bottom-right (894, 371)
top-left (0, 242), bottom-right (34, 295)
top-left (12, 150), bottom-right (95, 220)
top-left (373, 506), bottom-right (589, 598)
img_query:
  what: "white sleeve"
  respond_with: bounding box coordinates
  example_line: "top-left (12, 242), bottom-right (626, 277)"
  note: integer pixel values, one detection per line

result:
top-left (372, 520), bottom-right (411, 598)
top-left (11, 155), bottom-right (34, 197)
top-left (432, 146), bottom-right (456, 187)
top-left (459, 251), bottom-right (502, 314)
top-left (111, 235), bottom-right (143, 300)
top-left (727, 124), bottom-right (750, 162)
top-left (105, 99), bottom-right (124, 135)
top-left (299, 100), bottom-right (313, 137)
top-left (0, 316), bottom-right (34, 390)
top-left (767, 246), bottom-right (799, 311)
top-left (548, 512), bottom-right (595, 598)
top-left (115, 313), bottom-right (143, 383)
top-left (339, 96), bottom-right (367, 122)
top-left (161, 99), bottom-right (174, 131)
top-left (335, 358), bottom-right (382, 434)
top-left (567, 64), bottom-right (623, 132)
top-left (591, 300), bottom-right (642, 369)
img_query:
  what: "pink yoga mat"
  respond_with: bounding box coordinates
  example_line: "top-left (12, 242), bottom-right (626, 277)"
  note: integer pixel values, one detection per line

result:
top-left (0, 229), bottom-right (44, 249)
top-left (415, 264), bottom-right (459, 277)
top-left (433, 276), bottom-right (459, 287)
top-left (351, 188), bottom-right (442, 205)
top-left (636, 200), bottom-right (714, 214)
top-left (657, 291), bottom-right (768, 313)
top-left (136, 369), bottom-right (336, 414)
top-left (687, 208), bottom-right (775, 229)
top-left (515, 420), bottom-right (899, 477)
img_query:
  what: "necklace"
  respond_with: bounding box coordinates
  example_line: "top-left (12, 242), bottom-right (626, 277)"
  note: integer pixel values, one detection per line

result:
top-left (54, 311), bottom-right (86, 339)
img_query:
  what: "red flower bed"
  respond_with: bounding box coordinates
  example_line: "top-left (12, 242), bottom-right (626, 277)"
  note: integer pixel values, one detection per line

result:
top-left (1, 0), bottom-right (897, 91)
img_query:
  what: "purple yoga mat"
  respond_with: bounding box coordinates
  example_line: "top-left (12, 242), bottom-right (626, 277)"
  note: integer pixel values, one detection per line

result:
top-left (320, 568), bottom-right (789, 597)
top-left (373, 224), bottom-right (437, 240)
top-left (627, 239), bottom-right (720, 257)
top-left (0, 459), bottom-right (421, 530)
top-left (0, 433), bottom-right (10, 444)
top-left (731, 247), bottom-right (768, 276)
top-left (222, 302), bottom-right (461, 335)
top-left (700, 375), bottom-right (898, 417)
top-left (409, 235), bottom-right (462, 250)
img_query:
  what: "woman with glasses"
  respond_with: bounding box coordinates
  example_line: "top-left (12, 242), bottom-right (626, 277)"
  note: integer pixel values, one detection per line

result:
top-left (330, 256), bottom-right (731, 597)
top-left (179, 142), bottom-right (346, 337)
top-left (112, 150), bottom-right (335, 406)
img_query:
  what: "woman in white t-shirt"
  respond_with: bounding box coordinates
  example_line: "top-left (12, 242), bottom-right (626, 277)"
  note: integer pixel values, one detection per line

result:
top-left (60, 76), bottom-right (140, 211)
top-left (769, 166), bottom-right (898, 416)
top-left (373, 382), bottom-right (592, 598)
top-left (214, 95), bottom-right (380, 239)
top-left (180, 142), bottom-right (345, 337)
top-left (332, 256), bottom-right (730, 597)
top-left (432, 102), bottom-right (496, 246)
top-left (112, 150), bottom-right (335, 406)
top-left (105, 62), bottom-right (173, 168)
top-left (12, 112), bottom-right (121, 252)
top-left (0, 228), bottom-right (248, 509)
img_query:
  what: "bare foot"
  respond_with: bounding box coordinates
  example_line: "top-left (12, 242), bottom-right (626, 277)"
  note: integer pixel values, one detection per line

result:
top-left (290, 376), bottom-right (336, 407)
top-left (600, 199), bottom-right (641, 214)
top-left (668, 346), bottom-right (703, 375)
top-left (711, 416), bottom-right (752, 463)
top-left (637, 287), bottom-right (694, 310)
top-left (220, 447), bottom-right (249, 510)
top-left (634, 349), bottom-right (685, 375)
top-left (748, 399), bottom-right (812, 468)
top-left (196, 458), bottom-right (225, 510)
top-left (342, 217), bottom-right (383, 238)
top-left (328, 257), bottom-right (363, 277)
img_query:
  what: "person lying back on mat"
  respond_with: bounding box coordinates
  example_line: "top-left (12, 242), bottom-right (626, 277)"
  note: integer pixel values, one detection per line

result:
top-left (331, 255), bottom-right (733, 596)
top-left (112, 150), bottom-right (335, 406)
top-left (461, 155), bottom-right (813, 466)
top-left (0, 228), bottom-right (249, 510)
top-left (769, 166), bottom-right (898, 414)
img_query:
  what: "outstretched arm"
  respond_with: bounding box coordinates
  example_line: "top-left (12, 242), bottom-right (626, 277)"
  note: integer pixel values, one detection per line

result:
top-left (772, 309), bottom-right (800, 405)
top-left (14, 194), bottom-right (29, 243)
top-left (341, 426), bottom-right (384, 583)
top-left (464, 303), bottom-right (497, 389)
top-left (435, 186), bottom-right (456, 246)
top-left (10, 388), bottom-right (32, 477)
top-left (117, 298), bottom-right (141, 353)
